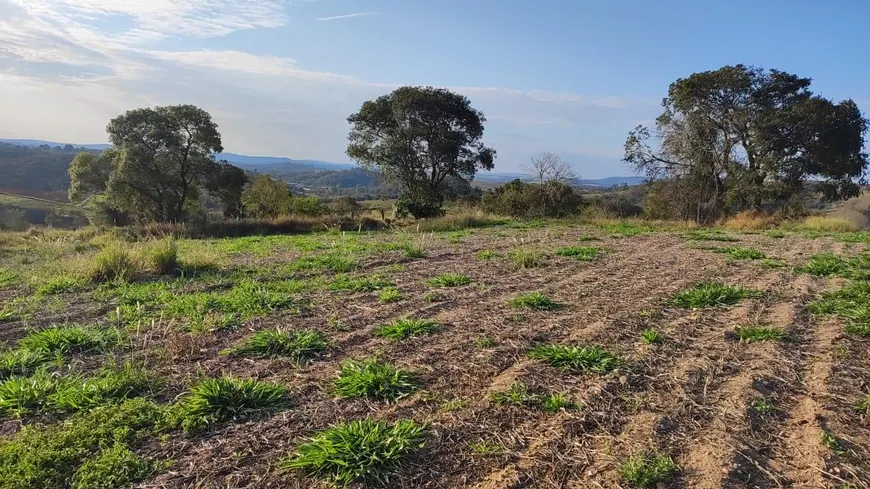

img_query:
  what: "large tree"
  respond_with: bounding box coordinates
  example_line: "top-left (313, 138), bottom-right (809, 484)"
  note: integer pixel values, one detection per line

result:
top-left (70, 105), bottom-right (225, 222)
top-left (625, 65), bottom-right (868, 221)
top-left (347, 86), bottom-right (496, 218)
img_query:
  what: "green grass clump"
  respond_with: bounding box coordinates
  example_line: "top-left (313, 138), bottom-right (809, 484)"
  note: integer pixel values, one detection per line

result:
top-left (733, 324), bottom-right (787, 342)
top-left (332, 359), bottom-right (419, 401)
top-left (716, 247), bottom-right (766, 260)
top-left (509, 249), bottom-right (542, 268)
top-left (402, 242), bottom-right (427, 259)
top-left (855, 394), bottom-right (870, 414)
top-left (144, 238), bottom-right (178, 275)
top-left (36, 274), bottom-right (89, 296)
top-left (808, 281), bottom-right (870, 335)
top-left (752, 398), bottom-right (776, 415)
top-left (477, 249), bottom-right (498, 260)
top-left (555, 246), bottom-right (603, 261)
top-left (529, 345), bottom-right (620, 374)
top-left (0, 269), bottom-right (16, 289)
top-left (510, 292), bottom-right (560, 311)
top-left (670, 281), bottom-right (762, 308)
top-left (49, 364), bottom-right (154, 413)
top-left (331, 275), bottom-right (393, 292)
top-left (225, 329), bottom-right (327, 362)
top-left (0, 398), bottom-right (168, 489)
top-left (19, 325), bottom-right (123, 355)
top-left (378, 287), bottom-right (403, 303)
top-left (618, 450), bottom-right (679, 488)
top-left (89, 243), bottom-right (139, 282)
top-left (426, 273), bottom-right (471, 288)
top-left (0, 349), bottom-right (50, 380)
top-left (641, 329), bottom-right (664, 345)
top-left (468, 440), bottom-right (504, 455)
top-left (0, 370), bottom-right (60, 417)
top-left (375, 318), bottom-right (438, 340)
top-left (821, 430), bottom-right (845, 454)
top-left (172, 376), bottom-right (287, 431)
top-left (800, 253), bottom-right (850, 277)
top-left (282, 418), bottom-right (427, 486)
top-left (490, 382), bottom-right (538, 407)
top-left (760, 258), bottom-right (788, 269)
top-left (540, 392), bottom-right (574, 413)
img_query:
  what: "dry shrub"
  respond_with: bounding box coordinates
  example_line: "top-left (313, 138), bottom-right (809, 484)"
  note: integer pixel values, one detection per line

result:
top-left (797, 215), bottom-right (860, 233)
top-left (722, 211), bottom-right (779, 230)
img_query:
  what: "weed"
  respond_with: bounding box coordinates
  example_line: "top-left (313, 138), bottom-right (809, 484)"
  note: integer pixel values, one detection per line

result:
top-left (0, 269), bottom-right (16, 289)
top-left (36, 274), bottom-right (89, 296)
top-left (765, 230), bottom-right (786, 239)
top-left (402, 240), bottom-right (427, 259)
top-left (49, 364), bottom-right (154, 413)
top-left (718, 247), bottom-right (766, 260)
top-left (641, 329), bottom-right (664, 345)
top-left (0, 370), bottom-right (60, 417)
top-left (540, 392), bottom-right (574, 412)
top-left (144, 238), bottom-right (178, 275)
top-left (474, 337), bottom-right (496, 348)
top-left (733, 324), bottom-right (787, 342)
top-left (224, 329), bottom-right (327, 362)
top-left (510, 292), bottom-right (560, 311)
top-left (468, 440), bottom-right (503, 455)
top-left (670, 281), bottom-right (762, 308)
top-left (376, 318), bottom-right (439, 340)
top-left (190, 312), bottom-right (242, 333)
top-left (509, 249), bottom-right (542, 268)
top-left (752, 398), bottom-right (776, 415)
top-left (282, 418), bottom-right (427, 486)
top-left (426, 273), bottom-right (471, 288)
top-left (0, 349), bottom-right (50, 380)
top-left (439, 398), bottom-right (469, 411)
top-left (821, 430), bottom-right (845, 454)
top-left (19, 325), bottom-right (124, 355)
top-left (378, 287), bottom-right (403, 303)
top-left (601, 222), bottom-right (656, 237)
top-left (578, 235), bottom-right (600, 242)
top-left (529, 345), bottom-right (620, 374)
top-left (618, 450), bottom-right (679, 488)
top-left (331, 275), bottom-right (393, 292)
top-left (555, 246), bottom-right (603, 261)
top-left (172, 376), bottom-right (287, 431)
top-left (73, 442), bottom-right (170, 489)
top-left (490, 382), bottom-right (538, 407)
top-left (477, 250), bottom-right (497, 260)
top-left (333, 359), bottom-right (419, 401)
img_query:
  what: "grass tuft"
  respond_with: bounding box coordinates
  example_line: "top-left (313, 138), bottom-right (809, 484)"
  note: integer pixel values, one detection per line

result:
top-left (855, 394), bottom-right (870, 414)
top-left (0, 370), bottom-right (60, 417)
top-left (490, 382), bottom-right (538, 407)
top-left (715, 247), bottom-right (766, 260)
top-left (375, 318), bottom-right (438, 340)
top-left (670, 281), bottom-right (762, 308)
top-left (331, 275), bottom-right (393, 292)
top-left (555, 246), bottom-right (603, 261)
top-left (89, 243), bottom-right (140, 282)
top-left (540, 392), bottom-right (575, 412)
top-left (36, 274), bottom-right (90, 296)
top-left (224, 329), bottom-right (327, 362)
top-left (641, 329), bottom-right (664, 345)
top-left (172, 376), bottom-right (287, 431)
top-left (510, 292), bottom-right (560, 311)
top-left (800, 253), bottom-right (850, 277)
top-left (378, 287), bottom-right (403, 303)
top-left (282, 418), bottom-right (427, 486)
top-left (618, 450), bottom-right (679, 488)
top-left (49, 364), bottom-right (154, 413)
top-left (477, 250), bottom-right (498, 260)
top-left (426, 273), bottom-right (471, 288)
top-left (468, 440), bottom-right (504, 455)
top-left (144, 238), bottom-right (178, 275)
top-left (509, 249), bottom-right (542, 268)
top-left (751, 398), bottom-right (776, 415)
top-left (0, 349), bottom-right (50, 380)
top-left (733, 324), bottom-right (787, 342)
top-left (529, 345), bottom-right (620, 374)
top-left (19, 325), bottom-right (124, 355)
top-left (821, 430), bottom-right (845, 454)
top-left (332, 359), bottom-right (419, 401)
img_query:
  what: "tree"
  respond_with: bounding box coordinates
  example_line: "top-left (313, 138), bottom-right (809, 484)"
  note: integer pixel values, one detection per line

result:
top-left (347, 86), bottom-right (496, 218)
top-left (624, 65), bottom-right (868, 221)
top-left (332, 196), bottom-right (362, 218)
top-left (241, 175), bottom-right (292, 218)
top-left (205, 162), bottom-right (248, 218)
top-left (524, 152), bottom-right (575, 185)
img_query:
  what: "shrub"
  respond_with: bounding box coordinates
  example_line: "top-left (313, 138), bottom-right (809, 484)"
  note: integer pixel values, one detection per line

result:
top-left (482, 179), bottom-right (584, 218)
top-left (670, 281), bottom-right (762, 308)
top-left (332, 359), bottom-right (419, 401)
top-left (426, 273), bottom-right (471, 288)
top-left (510, 292), bottom-right (560, 311)
top-left (375, 318), bottom-right (438, 340)
top-left (19, 325), bottom-right (123, 355)
top-left (144, 238), bottom-right (178, 275)
top-left (224, 329), bottom-right (327, 362)
top-left (555, 246), bottom-right (603, 261)
top-left (172, 376), bottom-right (287, 431)
top-left (89, 243), bottom-right (139, 282)
top-left (529, 345), bottom-right (620, 374)
top-left (282, 418), bottom-right (427, 486)
top-left (618, 450), bottom-right (679, 488)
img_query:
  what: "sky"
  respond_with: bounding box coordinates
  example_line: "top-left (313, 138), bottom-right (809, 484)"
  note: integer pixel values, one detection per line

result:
top-left (1, 0), bottom-right (868, 178)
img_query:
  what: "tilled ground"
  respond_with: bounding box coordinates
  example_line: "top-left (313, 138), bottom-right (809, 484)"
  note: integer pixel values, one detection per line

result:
top-left (1, 225), bottom-right (868, 488)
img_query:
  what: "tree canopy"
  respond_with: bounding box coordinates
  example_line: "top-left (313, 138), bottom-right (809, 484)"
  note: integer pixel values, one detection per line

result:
top-left (347, 86), bottom-right (496, 218)
top-left (624, 64), bottom-right (868, 221)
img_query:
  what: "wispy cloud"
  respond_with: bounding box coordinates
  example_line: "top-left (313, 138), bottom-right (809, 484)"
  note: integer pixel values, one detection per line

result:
top-left (317, 12), bottom-right (382, 21)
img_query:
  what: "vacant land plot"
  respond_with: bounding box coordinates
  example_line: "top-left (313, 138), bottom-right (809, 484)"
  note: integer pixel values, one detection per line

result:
top-left (0, 223), bottom-right (868, 488)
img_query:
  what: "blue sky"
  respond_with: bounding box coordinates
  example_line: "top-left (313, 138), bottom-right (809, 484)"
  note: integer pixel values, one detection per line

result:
top-left (1, 0), bottom-right (868, 177)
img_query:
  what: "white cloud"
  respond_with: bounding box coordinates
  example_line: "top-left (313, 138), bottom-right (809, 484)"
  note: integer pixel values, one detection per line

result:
top-left (317, 12), bottom-right (382, 21)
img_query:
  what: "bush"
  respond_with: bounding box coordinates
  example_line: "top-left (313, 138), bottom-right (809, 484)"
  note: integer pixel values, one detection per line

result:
top-left (291, 197), bottom-right (326, 217)
top-left (395, 195), bottom-right (444, 219)
top-left (482, 179), bottom-right (584, 218)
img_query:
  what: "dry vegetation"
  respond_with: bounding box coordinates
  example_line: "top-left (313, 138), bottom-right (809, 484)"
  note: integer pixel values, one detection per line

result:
top-left (1, 219), bottom-right (869, 488)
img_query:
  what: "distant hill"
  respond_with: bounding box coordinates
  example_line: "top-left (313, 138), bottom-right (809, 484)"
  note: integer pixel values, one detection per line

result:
top-left (218, 153), bottom-right (355, 170)
top-left (0, 139), bottom-right (111, 151)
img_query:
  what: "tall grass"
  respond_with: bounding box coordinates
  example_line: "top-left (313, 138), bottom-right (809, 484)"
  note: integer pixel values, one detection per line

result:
top-left (796, 216), bottom-right (860, 233)
top-left (143, 238), bottom-right (178, 275)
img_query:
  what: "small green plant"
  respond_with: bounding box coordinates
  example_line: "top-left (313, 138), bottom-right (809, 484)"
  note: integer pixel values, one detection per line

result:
top-left (144, 238), bottom-right (179, 275)
top-left (733, 324), bottom-right (787, 342)
top-left (172, 376), bottom-right (287, 431)
top-left (751, 398), bottom-right (775, 415)
top-left (19, 325), bottom-right (124, 355)
top-left (468, 440), bottom-right (504, 455)
top-left (490, 382), bottom-right (538, 407)
top-left (529, 345), bottom-right (620, 374)
top-left (378, 287), bottom-right (403, 303)
top-left (618, 450), bottom-right (679, 488)
top-left (426, 273), bottom-right (471, 288)
top-left (0, 349), bottom-right (50, 380)
top-left (716, 247), bottom-right (766, 260)
top-left (36, 274), bottom-right (89, 296)
top-left (72, 441), bottom-right (170, 489)
top-left (375, 318), bottom-right (438, 340)
top-left (509, 249), bottom-right (542, 268)
top-left (477, 249), bottom-right (497, 260)
top-left (670, 281), bottom-right (762, 308)
top-left (760, 258), bottom-right (788, 269)
top-left (555, 246), bottom-right (603, 261)
top-left (474, 337), bottom-right (496, 348)
top-left (510, 292), bottom-right (560, 311)
top-left (540, 392), bottom-right (574, 412)
top-left (282, 418), bottom-right (427, 486)
top-left (224, 329), bottom-right (328, 362)
top-left (855, 394), bottom-right (870, 414)
top-left (821, 430), bottom-right (845, 454)
top-left (402, 241), bottom-right (427, 259)
top-left (765, 230), bottom-right (786, 238)
top-left (439, 397), bottom-right (469, 411)
top-left (332, 359), bottom-right (419, 401)
top-left (641, 329), bottom-right (664, 345)
top-left (0, 269), bottom-right (16, 289)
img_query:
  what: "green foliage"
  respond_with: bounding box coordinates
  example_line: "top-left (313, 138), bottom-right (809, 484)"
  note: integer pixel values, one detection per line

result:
top-left (0, 398), bottom-right (167, 489)
top-left (19, 325), bottom-right (123, 355)
top-left (426, 273), bottom-right (471, 288)
top-left (36, 274), bottom-right (89, 296)
top-left (529, 345), bottom-right (620, 374)
top-left (0, 370), bottom-right (60, 417)
top-left (800, 253), bottom-right (850, 277)
top-left (821, 430), bottom-right (845, 454)
top-left (291, 196), bottom-right (326, 216)
top-left (402, 241), bottom-right (427, 259)
top-left (482, 179), bottom-right (584, 218)
top-left (224, 329), bottom-right (327, 361)
top-left (760, 258), bottom-right (788, 269)
top-left (468, 440), bottom-right (503, 455)
top-left (715, 247), bottom-right (766, 260)
top-left (752, 398), bottom-right (776, 415)
top-left (733, 324), bottom-right (787, 342)
top-left (491, 382), bottom-right (538, 407)
top-left (856, 394), bottom-right (870, 414)
top-left (241, 174), bottom-right (293, 218)
top-left (144, 238), bottom-right (178, 275)
top-left (332, 359), bottom-right (419, 401)
top-left (600, 222), bottom-right (656, 237)
top-left (540, 392), bottom-right (574, 413)
top-left (90, 243), bottom-right (138, 282)
top-left (641, 329), bottom-right (664, 345)
top-left (49, 364), bottom-right (154, 413)
top-left (378, 287), bottom-right (403, 303)
top-left (331, 274), bottom-right (393, 292)
top-left (509, 248), bottom-right (543, 268)
top-left (348, 86), bottom-right (495, 216)
top-left (510, 292), bottom-right (560, 310)
top-left (172, 376), bottom-right (287, 431)
top-left (618, 451), bottom-right (679, 488)
top-left (0, 349), bottom-right (50, 380)
top-left (670, 281), bottom-right (762, 308)
top-left (376, 318), bottom-right (438, 340)
top-left (282, 418), bottom-right (427, 486)
top-left (555, 246), bottom-right (603, 261)
top-left (0, 269), bottom-right (16, 289)
top-left (477, 249), bottom-right (497, 260)
top-left (292, 253), bottom-right (357, 273)
top-left (808, 281), bottom-right (870, 335)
